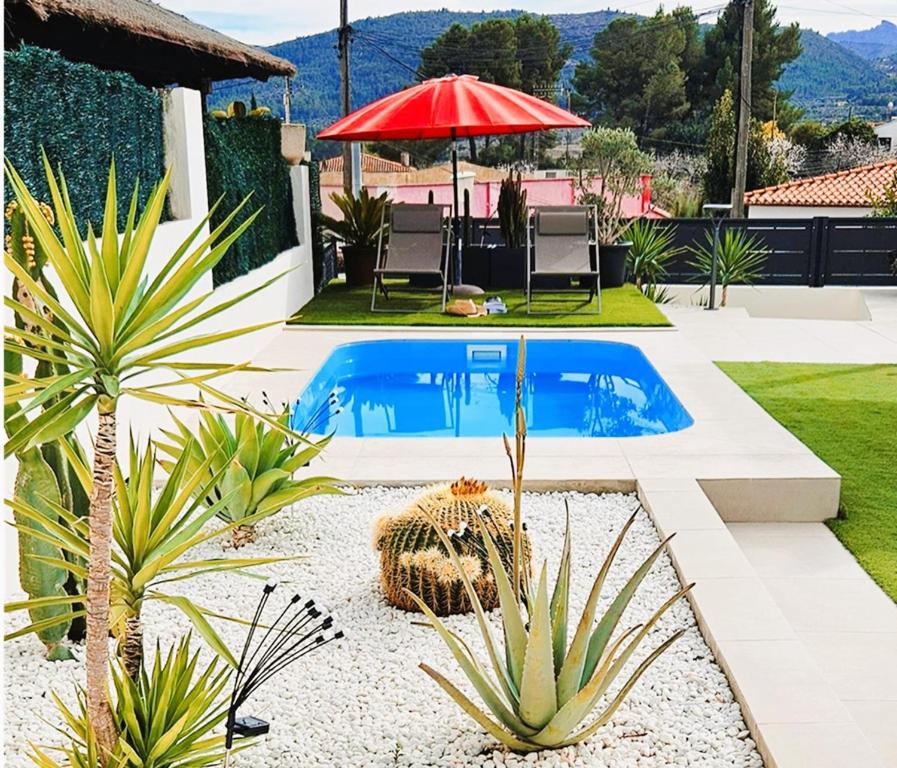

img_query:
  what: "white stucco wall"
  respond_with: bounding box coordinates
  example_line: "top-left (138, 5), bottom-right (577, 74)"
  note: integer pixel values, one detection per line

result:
top-left (747, 204), bottom-right (874, 219)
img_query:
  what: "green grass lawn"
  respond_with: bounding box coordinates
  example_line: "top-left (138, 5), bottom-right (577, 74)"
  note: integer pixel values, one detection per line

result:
top-left (718, 362), bottom-right (897, 601)
top-left (290, 280), bottom-right (670, 327)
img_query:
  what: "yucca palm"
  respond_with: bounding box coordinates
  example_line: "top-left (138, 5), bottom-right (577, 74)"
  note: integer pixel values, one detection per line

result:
top-left (28, 634), bottom-right (242, 768)
top-left (5, 437), bottom-right (292, 677)
top-left (688, 228), bottom-right (768, 307)
top-left (626, 219), bottom-right (684, 292)
top-left (4, 155), bottom-right (284, 756)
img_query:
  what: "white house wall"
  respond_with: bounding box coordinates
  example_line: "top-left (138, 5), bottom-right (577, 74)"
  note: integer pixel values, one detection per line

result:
top-left (747, 204), bottom-right (874, 219)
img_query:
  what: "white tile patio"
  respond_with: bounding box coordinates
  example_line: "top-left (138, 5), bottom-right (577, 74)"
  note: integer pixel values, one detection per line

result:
top-left (731, 522), bottom-right (897, 768)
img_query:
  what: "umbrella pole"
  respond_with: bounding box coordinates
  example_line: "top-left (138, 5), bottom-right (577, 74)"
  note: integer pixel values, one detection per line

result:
top-left (451, 127), bottom-right (461, 286)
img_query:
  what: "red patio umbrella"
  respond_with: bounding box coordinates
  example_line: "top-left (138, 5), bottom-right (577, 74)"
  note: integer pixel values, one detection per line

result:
top-left (317, 74), bottom-right (591, 282)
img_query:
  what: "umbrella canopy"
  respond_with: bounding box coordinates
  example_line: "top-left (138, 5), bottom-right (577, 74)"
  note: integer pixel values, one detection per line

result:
top-left (317, 74), bottom-right (590, 141)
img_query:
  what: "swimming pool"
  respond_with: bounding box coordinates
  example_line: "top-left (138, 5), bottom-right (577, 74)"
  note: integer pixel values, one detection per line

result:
top-left (291, 339), bottom-right (693, 438)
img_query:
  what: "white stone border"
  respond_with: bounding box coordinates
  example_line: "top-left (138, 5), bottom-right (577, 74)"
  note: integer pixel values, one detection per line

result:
top-left (637, 478), bottom-right (885, 768)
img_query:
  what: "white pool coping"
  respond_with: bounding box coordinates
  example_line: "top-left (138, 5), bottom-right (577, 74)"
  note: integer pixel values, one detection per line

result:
top-left (223, 325), bottom-right (840, 523)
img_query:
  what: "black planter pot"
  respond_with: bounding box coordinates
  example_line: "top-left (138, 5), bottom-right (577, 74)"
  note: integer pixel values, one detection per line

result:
top-left (489, 246), bottom-right (527, 289)
top-left (342, 245), bottom-right (377, 287)
top-left (599, 242), bottom-right (631, 288)
top-left (461, 246), bottom-right (492, 289)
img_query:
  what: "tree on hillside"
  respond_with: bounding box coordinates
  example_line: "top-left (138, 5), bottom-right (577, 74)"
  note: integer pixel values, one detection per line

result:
top-left (419, 14), bottom-right (570, 161)
top-left (572, 11), bottom-right (693, 138)
top-left (514, 14), bottom-right (573, 95)
top-left (699, 0), bottom-right (801, 121)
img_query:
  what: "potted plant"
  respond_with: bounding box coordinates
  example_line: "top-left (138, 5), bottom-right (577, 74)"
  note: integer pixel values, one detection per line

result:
top-left (490, 169), bottom-right (529, 289)
top-left (577, 127), bottom-right (652, 288)
top-left (320, 188), bottom-right (389, 287)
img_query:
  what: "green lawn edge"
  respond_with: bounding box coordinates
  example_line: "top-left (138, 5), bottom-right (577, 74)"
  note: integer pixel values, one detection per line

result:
top-left (289, 281), bottom-right (670, 327)
top-left (717, 361), bottom-right (897, 602)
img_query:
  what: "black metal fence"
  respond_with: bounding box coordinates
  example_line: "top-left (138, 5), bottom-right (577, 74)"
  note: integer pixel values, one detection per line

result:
top-left (467, 216), bottom-right (897, 287)
top-left (655, 217), bottom-right (897, 287)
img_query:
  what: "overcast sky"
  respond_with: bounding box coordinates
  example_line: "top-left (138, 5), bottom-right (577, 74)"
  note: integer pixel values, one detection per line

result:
top-left (159, 0), bottom-right (896, 46)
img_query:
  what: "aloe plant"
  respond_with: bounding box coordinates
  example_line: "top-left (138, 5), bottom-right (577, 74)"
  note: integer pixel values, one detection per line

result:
top-left (28, 634), bottom-right (243, 768)
top-left (688, 228), bottom-right (768, 307)
top-left (6, 437), bottom-right (291, 678)
top-left (410, 337), bottom-right (692, 752)
top-left (157, 405), bottom-right (341, 547)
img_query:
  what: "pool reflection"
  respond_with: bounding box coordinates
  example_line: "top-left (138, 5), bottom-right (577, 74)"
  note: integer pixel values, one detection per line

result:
top-left (301, 369), bottom-right (690, 438)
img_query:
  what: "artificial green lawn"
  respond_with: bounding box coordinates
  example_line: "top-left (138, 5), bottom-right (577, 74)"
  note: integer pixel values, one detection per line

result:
top-left (718, 362), bottom-right (897, 602)
top-left (290, 280), bottom-right (670, 327)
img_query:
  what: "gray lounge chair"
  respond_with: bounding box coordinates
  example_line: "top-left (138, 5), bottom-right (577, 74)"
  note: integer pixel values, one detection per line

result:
top-left (371, 203), bottom-right (451, 312)
top-left (526, 205), bottom-right (601, 315)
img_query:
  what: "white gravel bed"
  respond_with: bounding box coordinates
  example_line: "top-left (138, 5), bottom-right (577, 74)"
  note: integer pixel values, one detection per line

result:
top-left (4, 488), bottom-right (762, 767)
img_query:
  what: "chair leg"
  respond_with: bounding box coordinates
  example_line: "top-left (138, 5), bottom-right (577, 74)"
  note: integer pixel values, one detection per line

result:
top-left (441, 269), bottom-right (449, 312)
top-left (596, 276), bottom-right (602, 314)
top-left (370, 276), bottom-right (378, 311)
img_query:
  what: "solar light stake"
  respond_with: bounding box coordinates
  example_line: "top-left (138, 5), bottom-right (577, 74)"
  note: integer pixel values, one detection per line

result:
top-left (702, 203), bottom-right (732, 310)
top-left (224, 580), bottom-right (344, 762)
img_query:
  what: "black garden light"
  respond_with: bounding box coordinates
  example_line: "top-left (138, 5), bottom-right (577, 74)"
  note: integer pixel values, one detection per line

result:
top-left (702, 203), bottom-right (732, 311)
top-left (224, 580), bottom-right (344, 761)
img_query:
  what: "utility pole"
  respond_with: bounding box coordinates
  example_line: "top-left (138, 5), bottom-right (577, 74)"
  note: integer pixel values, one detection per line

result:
top-left (731, 0), bottom-right (753, 218)
top-left (338, 0), bottom-right (353, 192)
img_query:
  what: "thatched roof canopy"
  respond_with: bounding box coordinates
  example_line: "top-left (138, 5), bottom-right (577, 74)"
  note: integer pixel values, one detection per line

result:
top-left (5, 0), bottom-right (296, 89)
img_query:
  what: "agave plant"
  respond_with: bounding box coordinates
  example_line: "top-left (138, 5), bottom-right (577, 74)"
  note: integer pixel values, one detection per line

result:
top-left (28, 635), bottom-right (243, 768)
top-left (157, 405), bottom-right (341, 547)
top-left (409, 337), bottom-right (691, 752)
top-left (4, 154), bottom-right (284, 750)
top-left (6, 438), bottom-right (290, 677)
top-left (688, 228), bottom-right (768, 307)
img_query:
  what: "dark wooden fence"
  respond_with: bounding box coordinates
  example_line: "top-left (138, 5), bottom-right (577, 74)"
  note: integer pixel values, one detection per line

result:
top-left (467, 216), bottom-right (897, 287)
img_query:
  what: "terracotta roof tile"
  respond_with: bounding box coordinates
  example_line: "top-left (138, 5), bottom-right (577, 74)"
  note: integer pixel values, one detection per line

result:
top-left (744, 159), bottom-right (897, 208)
top-left (320, 153), bottom-right (414, 173)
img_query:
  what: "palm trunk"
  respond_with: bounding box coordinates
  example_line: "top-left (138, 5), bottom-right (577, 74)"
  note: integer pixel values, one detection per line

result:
top-left (86, 407), bottom-right (118, 760)
top-left (721, 284), bottom-right (728, 307)
top-left (121, 615), bottom-right (144, 680)
top-left (231, 524), bottom-right (257, 549)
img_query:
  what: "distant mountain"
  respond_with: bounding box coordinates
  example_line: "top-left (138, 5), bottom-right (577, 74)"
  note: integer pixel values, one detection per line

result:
top-left (828, 20), bottom-right (897, 61)
top-left (779, 30), bottom-right (895, 120)
top-left (209, 9), bottom-right (896, 139)
top-left (211, 9), bottom-right (622, 135)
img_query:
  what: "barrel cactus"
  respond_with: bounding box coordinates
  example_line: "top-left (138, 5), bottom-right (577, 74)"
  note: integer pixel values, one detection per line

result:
top-left (373, 478), bottom-right (530, 616)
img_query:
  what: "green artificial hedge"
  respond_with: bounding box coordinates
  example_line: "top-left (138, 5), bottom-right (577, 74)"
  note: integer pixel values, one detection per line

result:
top-left (204, 116), bottom-right (298, 286)
top-left (306, 160), bottom-right (335, 293)
top-left (4, 45), bottom-right (166, 231)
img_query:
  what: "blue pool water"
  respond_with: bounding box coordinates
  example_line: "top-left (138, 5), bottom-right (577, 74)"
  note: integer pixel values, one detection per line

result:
top-left (291, 339), bottom-right (693, 438)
